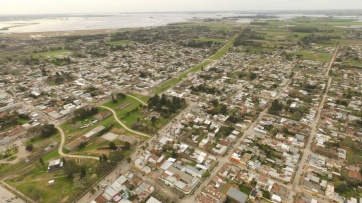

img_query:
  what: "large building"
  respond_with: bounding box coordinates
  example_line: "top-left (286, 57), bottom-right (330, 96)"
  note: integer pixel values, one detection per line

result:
top-left (65, 125), bottom-right (105, 151)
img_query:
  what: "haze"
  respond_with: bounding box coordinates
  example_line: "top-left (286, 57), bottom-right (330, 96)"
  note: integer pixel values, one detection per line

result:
top-left (1, 0), bottom-right (361, 15)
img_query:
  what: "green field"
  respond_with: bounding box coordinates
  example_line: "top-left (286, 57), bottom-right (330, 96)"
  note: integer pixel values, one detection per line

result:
top-left (31, 49), bottom-right (71, 59)
top-left (210, 34), bottom-right (238, 60)
top-left (174, 20), bottom-right (242, 31)
top-left (103, 96), bottom-right (144, 118)
top-left (295, 51), bottom-right (332, 62)
top-left (154, 60), bottom-right (211, 94)
top-left (128, 93), bottom-right (150, 103)
top-left (7, 157), bottom-right (100, 203)
top-left (154, 34), bottom-right (238, 94)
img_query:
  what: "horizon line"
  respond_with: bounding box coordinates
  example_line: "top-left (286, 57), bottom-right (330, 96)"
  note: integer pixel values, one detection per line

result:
top-left (1, 9), bottom-right (362, 16)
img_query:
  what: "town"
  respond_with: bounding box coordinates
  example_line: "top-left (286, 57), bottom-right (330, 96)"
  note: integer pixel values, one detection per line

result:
top-left (1, 13), bottom-right (362, 203)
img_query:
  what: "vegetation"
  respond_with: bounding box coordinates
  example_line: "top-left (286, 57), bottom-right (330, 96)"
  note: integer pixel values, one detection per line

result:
top-left (147, 94), bottom-right (186, 118)
top-left (73, 107), bottom-right (99, 121)
top-left (40, 124), bottom-right (57, 138)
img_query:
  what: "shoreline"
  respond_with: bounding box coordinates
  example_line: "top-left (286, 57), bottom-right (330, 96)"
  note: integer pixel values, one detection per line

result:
top-left (0, 27), bottom-right (141, 38)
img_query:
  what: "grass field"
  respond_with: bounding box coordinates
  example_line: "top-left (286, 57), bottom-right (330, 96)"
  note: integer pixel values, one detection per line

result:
top-left (175, 20), bottom-right (242, 31)
top-left (7, 157), bottom-right (100, 203)
top-left (154, 34), bottom-right (238, 94)
top-left (295, 51), bottom-right (332, 62)
top-left (154, 60), bottom-right (211, 94)
top-left (210, 34), bottom-right (238, 60)
top-left (103, 96), bottom-right (143, 118)
top-left (31, 49), bottom-right (71, 59)
top-left (154, 77), bottom-right (182, 94)
top-left (128, 93), bottom-right (150, 103)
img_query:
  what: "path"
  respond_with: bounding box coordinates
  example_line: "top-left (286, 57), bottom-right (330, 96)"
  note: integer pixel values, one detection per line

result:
top-left (0, 140), bottom-right (30, 164)
top-left (100, 106), bottom-right (150, 138)
top-left (125, 94), bottom-right (147, 106)
top-left (56, 126), bottom-right (98, 160)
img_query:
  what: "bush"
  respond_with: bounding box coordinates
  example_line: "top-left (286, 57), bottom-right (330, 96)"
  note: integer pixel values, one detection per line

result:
top-left (109, 142), bottom-right (116, 150)
top-left (25, 143), bottom-right (33, 151)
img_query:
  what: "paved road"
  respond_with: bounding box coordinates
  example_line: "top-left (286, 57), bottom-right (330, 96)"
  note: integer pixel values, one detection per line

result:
top-left (100, 106), bottom-right (150, 138)
top-left (56, 126), bottom-right (99, 160)
top-left (287, 46), bottom-right (339, 203)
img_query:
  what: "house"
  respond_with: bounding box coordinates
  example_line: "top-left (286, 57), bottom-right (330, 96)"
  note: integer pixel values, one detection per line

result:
top-left (249, 189), bottom-right (262, 201)
top-left (65, 126), bottom-right (105, 150)
top-left (93, 111), bottom-right (112, 121)
top-left (198, 192), bottom-right (221, 203)
top-left (146, 197), bottom-right (162, 203)
top-left (199, 138), bottom-right (210, 149)
top-left (271, 194), bottom-right (282, 202)
top-left (227, 187), bottom-right (248, 203)
top-left (325, 183), bottom-right (334, 199)
top-left (348, 169), bottom-right (362, 183)
top-left (47, 159), bottom-right (63, 172)
top-left (240, 153), bottom-right (252, 166)
top-left (119, 135), bottom-right (138, 145)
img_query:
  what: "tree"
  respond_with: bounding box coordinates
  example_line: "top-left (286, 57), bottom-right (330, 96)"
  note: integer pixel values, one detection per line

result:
top-left (262, 190), bottom-right (271, 199)
top-left (202, 170), bottom-right (211, 178)
top-left (171, 150), bottom-right (177, 158)
top-left (269, 99), bottom-right (283, 115)
top-left (39, 157), bottom-right (44, 166)
top-left (248, 72), bottom-right (257, 80)
top-left (109, 142), bottom-right (116, 150)
top-left (211, 99), bottom-right (219, 107)
top-left (148, 94), bottom-right (160, 108)
top-left (40, 124), bottom-right (57, 138)
top-left (25, 143), bottom-right (33, 151)
top-left (335, 182), bottom-right (348, 194)
top-left (151, 116), bottom-right (157, 126)
top-left (101, 154), bottom-right (108, 162)
top-left (116, 93), bottom-right (126, 100)
top-left (123, 142), bottom-right (131, 150)
top-left (160, 94), bottom-right (167, 105)
top-left (80, 166), bottom-right (86, 179)
top-left (220, 104), bottom-right (227, 115)
top-left (111, 94), bottom-right (117, 103)
top-left (292, 111), bottom-right (302, 121)
top-left (63, 160), bottom-right (80, 179)
top-left (73, 107), bottom-right (99, 120)
top-left (95, 162), bottom-right (114, 175)
top-left (109, 151), bottom-right (124, 163)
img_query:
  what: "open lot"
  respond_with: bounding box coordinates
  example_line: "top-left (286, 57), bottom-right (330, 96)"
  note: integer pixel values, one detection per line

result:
top-left (30, 49), bottom-right (71, 58)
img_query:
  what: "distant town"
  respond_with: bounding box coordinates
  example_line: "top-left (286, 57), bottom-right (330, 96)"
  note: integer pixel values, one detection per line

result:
top-left (1, 11), bottom-right (362, 203)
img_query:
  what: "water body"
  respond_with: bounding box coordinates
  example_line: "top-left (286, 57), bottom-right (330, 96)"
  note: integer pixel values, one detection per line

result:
top-left (0, 12), bottom-right (360, 33)
top-left (0, 12), bottom-right (241, 33)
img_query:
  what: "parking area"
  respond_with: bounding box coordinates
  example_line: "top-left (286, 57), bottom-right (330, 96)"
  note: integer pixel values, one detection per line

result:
top-left (0, 185), bottom-right (25, 203)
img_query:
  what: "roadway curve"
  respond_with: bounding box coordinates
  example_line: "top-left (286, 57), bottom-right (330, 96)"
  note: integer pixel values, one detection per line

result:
top-left (125, 94), bottom-right (147, 106)
top-left (56, 126), bottom-right (99, 160)
top-left (100, 106), bottom-right (150, 138)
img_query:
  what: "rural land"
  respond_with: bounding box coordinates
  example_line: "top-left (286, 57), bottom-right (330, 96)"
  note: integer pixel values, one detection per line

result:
top-left (1, 11), bottom-right (362, 203)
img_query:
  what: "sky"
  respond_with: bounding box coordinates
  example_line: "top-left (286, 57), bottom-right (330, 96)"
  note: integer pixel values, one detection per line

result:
top-left (0, 0), bottom-right (361, 15)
